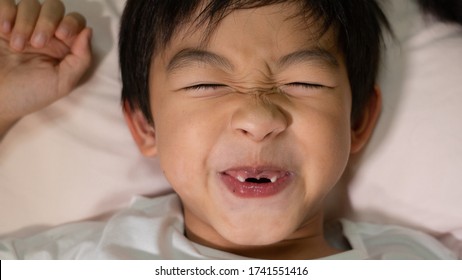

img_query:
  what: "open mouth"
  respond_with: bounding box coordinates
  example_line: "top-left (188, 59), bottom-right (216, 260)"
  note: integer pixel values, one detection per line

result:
top-left (220, 167), bottom-right (293, 198)
top-left (241, 177), bottom-right (274, 183)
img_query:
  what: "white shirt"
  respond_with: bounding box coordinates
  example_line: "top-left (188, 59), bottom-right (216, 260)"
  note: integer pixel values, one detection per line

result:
top-left (0, 194), bottom-right (455, 260)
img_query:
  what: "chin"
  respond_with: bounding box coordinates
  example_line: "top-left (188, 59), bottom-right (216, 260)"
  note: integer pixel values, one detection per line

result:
top-left (218, 221), bottom-right (295, 247)
top-left (211, 204), bottom-right (304, 247)
top-left (226, 235), bottom-right (280, 247)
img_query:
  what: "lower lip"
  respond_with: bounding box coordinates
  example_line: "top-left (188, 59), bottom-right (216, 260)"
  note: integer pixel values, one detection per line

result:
top-left (219, 172), bottom-right (293, 198)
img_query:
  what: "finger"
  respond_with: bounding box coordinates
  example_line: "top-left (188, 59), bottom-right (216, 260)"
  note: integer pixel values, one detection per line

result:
top-left (31, 0), bottom-right (65, 48)
top-left (10, 0), bottom-right (41, 51)
top-left (58, 27), bottom-right (92, 96)
top-left (55, 12), bottom-right (86, 46)
top-left (0, 0), bottom-right (16, 34)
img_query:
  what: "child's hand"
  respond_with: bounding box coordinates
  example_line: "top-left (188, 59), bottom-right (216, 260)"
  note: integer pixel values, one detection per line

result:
top-left (0, 0), bottom-right (92, 137)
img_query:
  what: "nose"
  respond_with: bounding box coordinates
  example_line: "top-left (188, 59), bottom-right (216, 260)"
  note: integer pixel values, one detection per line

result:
top-left (231, 99), bottom-right (288, 142)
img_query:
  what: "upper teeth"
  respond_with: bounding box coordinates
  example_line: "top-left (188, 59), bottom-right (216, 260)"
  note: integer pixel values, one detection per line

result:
top-left (236, 176), bottom-right (278, 183)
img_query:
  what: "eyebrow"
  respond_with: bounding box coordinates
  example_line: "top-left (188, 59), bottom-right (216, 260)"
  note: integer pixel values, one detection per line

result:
top-left (166, 47), bottom-right (339, 74)
top-left (166, 48), bottom-right (234, 73)
top-left (277, 48), bottom-right (340, 70)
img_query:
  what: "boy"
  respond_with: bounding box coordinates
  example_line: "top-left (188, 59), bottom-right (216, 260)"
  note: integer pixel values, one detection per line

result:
top-left (0, 0), bottom-right (455, 259)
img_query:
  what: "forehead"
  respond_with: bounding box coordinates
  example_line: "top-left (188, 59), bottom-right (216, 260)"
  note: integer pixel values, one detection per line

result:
top-left (156, 2), bottom-right (340, 63)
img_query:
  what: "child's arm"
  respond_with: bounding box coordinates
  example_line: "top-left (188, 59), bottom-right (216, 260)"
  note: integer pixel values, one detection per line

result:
top-left (0, 0), bottom-right (92, 140)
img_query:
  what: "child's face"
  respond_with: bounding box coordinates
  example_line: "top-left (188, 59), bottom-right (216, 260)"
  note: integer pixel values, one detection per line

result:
top-left (127, 3), bottom-right (377, 248)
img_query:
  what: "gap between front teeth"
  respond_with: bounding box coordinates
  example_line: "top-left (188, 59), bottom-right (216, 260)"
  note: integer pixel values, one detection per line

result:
top-left (236, 175), bottom-right (278, 183)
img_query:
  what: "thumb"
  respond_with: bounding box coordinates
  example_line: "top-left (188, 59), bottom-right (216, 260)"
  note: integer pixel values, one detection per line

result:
top-left (57, 27), bottom-right (93, 96)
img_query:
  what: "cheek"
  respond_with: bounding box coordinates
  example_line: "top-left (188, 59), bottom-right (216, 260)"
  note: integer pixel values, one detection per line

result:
top-left (152, 97), bottom-right (226, 191)
top-left (296, 101), bottom-right (352, 186)
top-left (318, 92), bottom-right (352, 172)
top-left (323, 116), bottom-right (351, 181)
top-left (155, 110), bottom-right (199, 186)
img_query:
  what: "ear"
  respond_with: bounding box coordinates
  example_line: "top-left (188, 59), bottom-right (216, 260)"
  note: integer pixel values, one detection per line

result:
top-left (123, 102), bottom-right (157, 157)
top-left (350, 86), bottom-right (382, 154)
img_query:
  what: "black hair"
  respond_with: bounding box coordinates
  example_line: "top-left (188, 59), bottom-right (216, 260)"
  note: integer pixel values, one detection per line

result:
top-left (119, 0), bottom-right (391, 125)
top-left (417, 0), bottom-right (462, 25)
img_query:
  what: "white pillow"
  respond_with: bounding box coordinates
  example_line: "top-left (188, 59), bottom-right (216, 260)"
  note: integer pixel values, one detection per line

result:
top-left (346, 0), bottom-right (462, 258)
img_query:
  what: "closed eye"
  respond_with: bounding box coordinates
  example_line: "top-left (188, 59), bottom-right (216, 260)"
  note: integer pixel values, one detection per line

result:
top-left (279, 82), bottom-right (331, 97)
top-left (285, 82), bottom-right (325, 89)
top-left (184, 83), bottom-right (227, 91)
top-left (182, 83), bottom-right (232, 98)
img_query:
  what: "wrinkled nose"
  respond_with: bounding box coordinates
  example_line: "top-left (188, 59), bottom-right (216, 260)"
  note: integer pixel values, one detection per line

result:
top-left (231, 99), bottom-right (288, 142)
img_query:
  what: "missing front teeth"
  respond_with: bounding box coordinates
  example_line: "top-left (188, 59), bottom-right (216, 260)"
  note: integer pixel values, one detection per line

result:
top-left (245, 178), bottom-right (271, 183)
